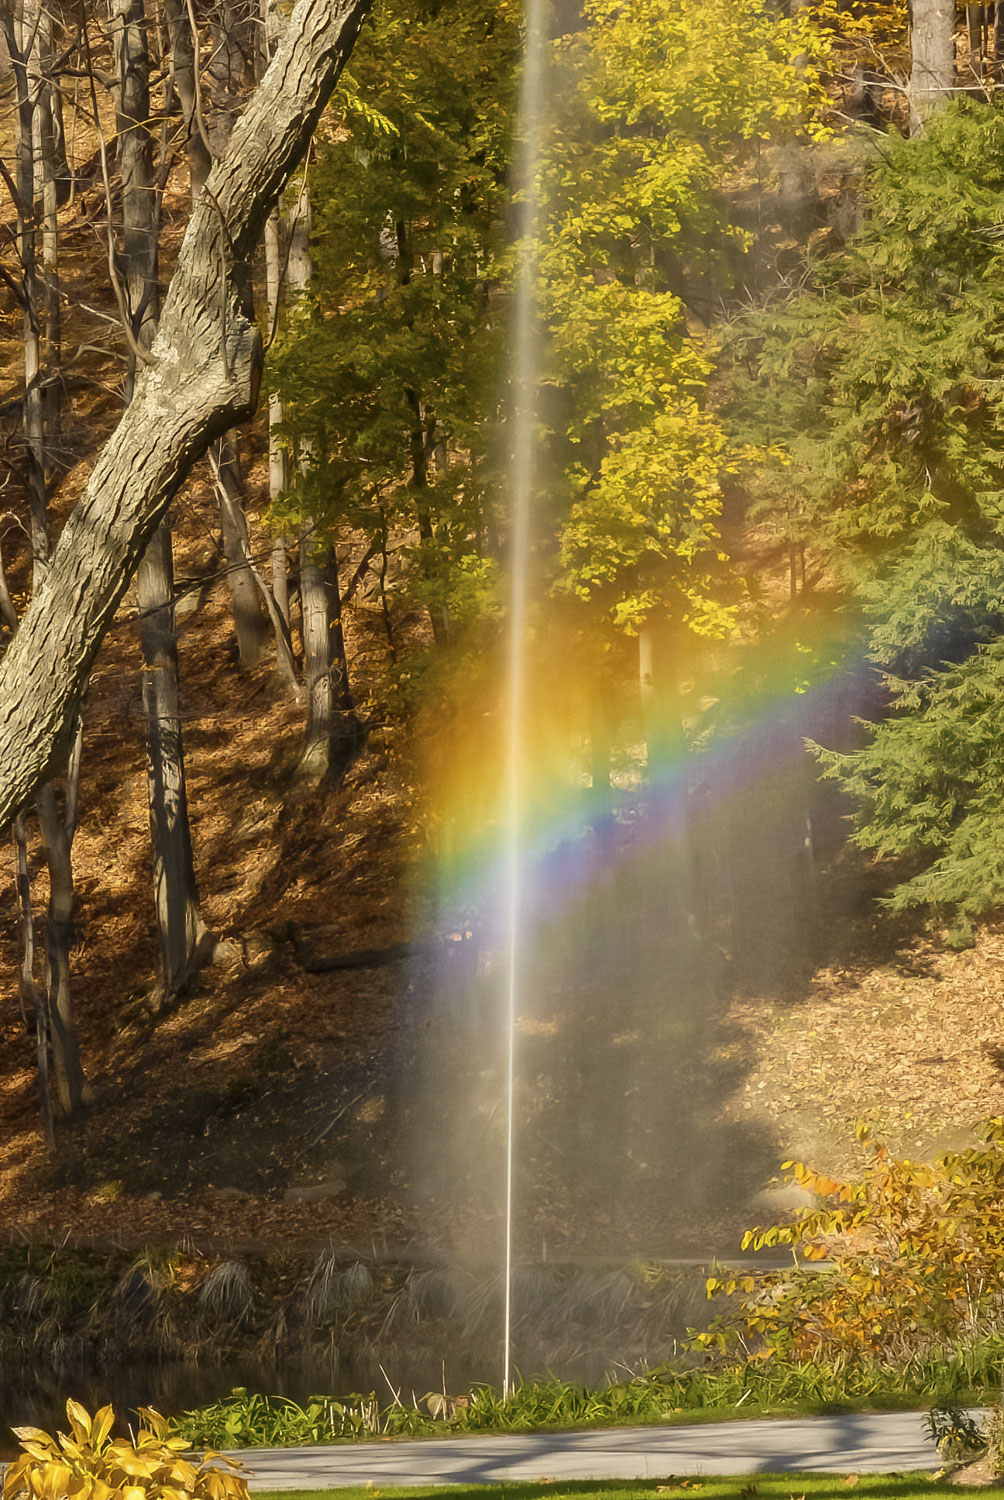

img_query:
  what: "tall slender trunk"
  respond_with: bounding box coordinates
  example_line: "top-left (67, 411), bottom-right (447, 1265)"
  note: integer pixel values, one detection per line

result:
top-left (298, 532), bottom-right (361, 780)
top-left (164, 0), bottom-right (212, 196)
top-left (909, 0), bottom-right (955, 130)
top-left (263, 8), bottom-right (289, 633)
top-left (215, 434), bottom-right (269, 666)
top-left (117, 0), bottom-right (207, 1001)
top-left (32, 5), bottom-right (61, 445)
top-left (137, 524), bottom-right (206, 992)
top-left (12, 814), bottom-right (55, 1150)
top-left (286, 184), bottom-right (361, 779)
top-left (3, 0), bottom-right (90, 1121)
top-left (7, 0), bottom-right (47, 573)
top-left (265, 207), bottom-right (292, 633)
top-left (36, 756), bottom-right (88, 1115)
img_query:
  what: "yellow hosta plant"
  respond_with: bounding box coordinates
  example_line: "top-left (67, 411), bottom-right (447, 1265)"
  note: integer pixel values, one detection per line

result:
top-left (3, 1400), bottom-right (250, 1500)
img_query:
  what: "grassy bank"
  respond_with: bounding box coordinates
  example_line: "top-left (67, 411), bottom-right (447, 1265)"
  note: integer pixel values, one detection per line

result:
top-left (173, 1348), bottom-right (1004, 1447)
top-left (250, 1479), bottom-right (959, 1500)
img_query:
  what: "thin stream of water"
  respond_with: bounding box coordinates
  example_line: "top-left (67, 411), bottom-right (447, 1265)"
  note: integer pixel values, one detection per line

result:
top-left (503, 0), bottom-right (548, 1399)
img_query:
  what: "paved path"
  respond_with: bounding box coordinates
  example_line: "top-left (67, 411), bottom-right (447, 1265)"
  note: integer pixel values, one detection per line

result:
top-left (230, 1411), bottom-right (945, 1490)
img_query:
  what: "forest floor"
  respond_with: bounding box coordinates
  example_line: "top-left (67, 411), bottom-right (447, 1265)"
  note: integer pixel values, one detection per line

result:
top-left (1, 484), bottom-right (1003, 1260)
top-left (1, 163), bottom-right (1003, 1270)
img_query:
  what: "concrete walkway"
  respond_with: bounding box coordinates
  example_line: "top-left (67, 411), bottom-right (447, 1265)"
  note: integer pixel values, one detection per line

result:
top-left (230, 1411), bottom-right (945, 1490)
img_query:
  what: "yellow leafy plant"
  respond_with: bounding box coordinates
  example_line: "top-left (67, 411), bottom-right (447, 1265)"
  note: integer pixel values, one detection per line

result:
top-left (3, 1400), bottom-right (250, 1500)
top-left (692, 1120), bottom-right (1004, 1361)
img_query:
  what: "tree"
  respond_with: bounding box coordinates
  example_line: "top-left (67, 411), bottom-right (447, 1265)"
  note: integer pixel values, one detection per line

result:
top-left (729, 103), bottom-right (1004, 931)
top-left (0, 0), bottom-right (374, 832)
top-left (267, 0), bottom-right (518, 669)
top-left (113, 0), bottom-right (210, 1001)
top-left (909, 0), bottom-right (955, 132)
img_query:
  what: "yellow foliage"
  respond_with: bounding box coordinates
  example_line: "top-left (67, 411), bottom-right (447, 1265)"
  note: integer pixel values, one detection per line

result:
top-left (3, 1403), bottom-right (249, 1500)
top-left (694, 1121), bottom-right (1004, 1360)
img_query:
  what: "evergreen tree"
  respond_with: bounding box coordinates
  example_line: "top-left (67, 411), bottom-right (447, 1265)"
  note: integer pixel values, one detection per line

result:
top-left (730, 103), bottom-right (1004, 927)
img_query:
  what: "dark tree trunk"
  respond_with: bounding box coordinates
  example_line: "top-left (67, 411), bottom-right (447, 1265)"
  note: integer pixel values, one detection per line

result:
top-left (4, 0), bottom-right (48, 573)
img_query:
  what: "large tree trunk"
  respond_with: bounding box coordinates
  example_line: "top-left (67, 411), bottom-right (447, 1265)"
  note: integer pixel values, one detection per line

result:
top-left (910, 0), bottom-right (955, 130)
top-left (0, 0), bottom-right (374, 832)
top-left (115, 0), bottom-right (208, 1001)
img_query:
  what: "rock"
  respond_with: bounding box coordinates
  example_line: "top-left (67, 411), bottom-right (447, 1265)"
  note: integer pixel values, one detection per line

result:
top-left (749, 1182), bottom-right (818, 1215)
top-left (283, 1175), bottom-right (347, 1204)
top-left (241, 930), bottom-right (279, 972)
top-left (211, 938), bottom-right (242, 967)
top-left (946, 1459), bottom-right (1000, 1487)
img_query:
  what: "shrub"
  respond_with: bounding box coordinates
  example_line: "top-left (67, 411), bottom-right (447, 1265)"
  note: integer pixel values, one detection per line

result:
top-left (693, 1120), bottom-right (1004, 1361)
top-left (3, 1400), bottom-right (250, 1500)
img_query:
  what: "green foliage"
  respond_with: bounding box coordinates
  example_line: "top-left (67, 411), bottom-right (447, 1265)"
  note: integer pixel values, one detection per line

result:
top-left (174, 1347), bottom-right (1004, 1450)
top-left (728, 102), bottom-right (1004, 919)
top-left (696, 1121), bottom-right (1004, 1362)
top-left (817, 641), bottom-right (1004, 917)
top-left (270, 0), bottom-right (835, 683)
top-left (267, 0), bottom-right (517, 646)
top-left (926, 1405), bottom-right (986, 1463)
top-left (541, 0), bottom-right (829, 638)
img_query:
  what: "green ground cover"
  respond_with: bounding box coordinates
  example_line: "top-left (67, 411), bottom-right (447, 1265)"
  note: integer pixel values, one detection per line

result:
top-left (173, 1354), bottom-right (1003, 1447)
top-left (252, 1476), bottom-right (962, 1500)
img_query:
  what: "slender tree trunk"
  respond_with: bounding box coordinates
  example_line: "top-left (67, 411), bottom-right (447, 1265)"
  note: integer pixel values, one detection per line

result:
top-left (265, 207), bottom-right (292, 633)
top-left (214, 447), bottom-right (300, 690)
top-left (164, 0), bottom-right (212, 196)
top-left (6, 0), bottom-right (47, 574)
top-left (406, 392), bottom-right (449, 648)
top-left (298, 531), bottom-right (361, 781)
top-left (12, 814), bottom-right (55, 1150)
top-left (286, 180), bottom-right (362, 777)
top-left (137, 524), bottom-right (207, 993)
top-left (968, 4), bottom-right (986, 76)
top-left (33, 5), bottom-right (61, 444)
top-left (116, 0), bottom-right (208, 1001)
top-left (3, 0), bottom-right (90, 1121)
top-left (910, 0), bottom-right (955, 130)
top-left (36, 761), bottom-right (89, 1115)
top-left (214, 435), bottom-right (269, 666)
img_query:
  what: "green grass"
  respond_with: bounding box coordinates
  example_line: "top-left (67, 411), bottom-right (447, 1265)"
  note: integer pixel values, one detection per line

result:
top-left (173, 1350), bottom-right (1004, 1448)
top-left (251, 1477), bottom-right (964, 1500)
